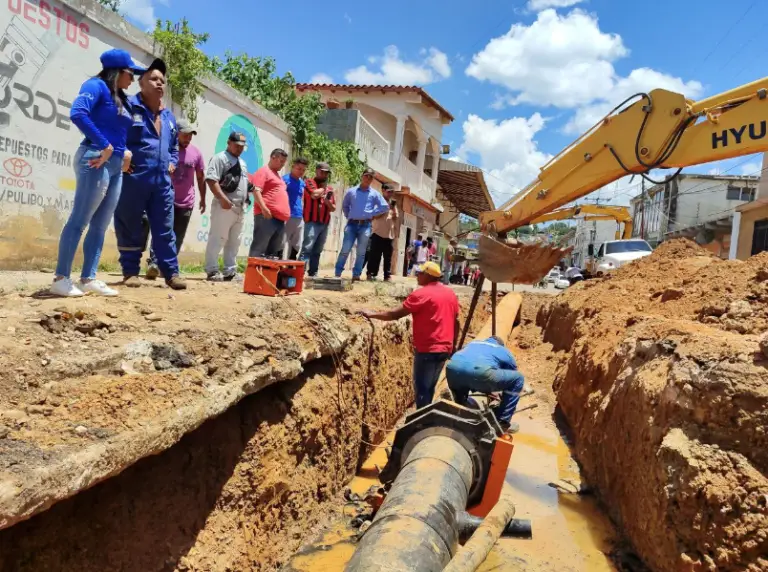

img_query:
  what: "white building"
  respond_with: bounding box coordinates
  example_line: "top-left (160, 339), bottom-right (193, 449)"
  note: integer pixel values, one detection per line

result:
top-left (296, 83), bottom-right (492, 275)
top-left (569, 218), bottom-right (619, 268)
top-left (630, 174), bottom-right (760, 257)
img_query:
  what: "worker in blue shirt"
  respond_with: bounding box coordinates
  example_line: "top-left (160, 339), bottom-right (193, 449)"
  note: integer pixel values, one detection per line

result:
top-left (335, 167), bottom-right (389, 281)
top-left (113, 58), bottom-right (186, 290)
top-left (446, 336), bottom-right (526, 434)
top-left (282, 157), bottom-right (308, 260)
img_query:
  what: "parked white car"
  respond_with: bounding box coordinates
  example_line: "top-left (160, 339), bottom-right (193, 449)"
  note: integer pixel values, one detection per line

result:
top-left (546, 269), bottom-right (560, 283)
top-left (554, 278), bottom-right (570, 289)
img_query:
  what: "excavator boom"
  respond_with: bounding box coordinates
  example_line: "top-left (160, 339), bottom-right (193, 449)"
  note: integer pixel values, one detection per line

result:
top-left (477, 76), bottom-right (768, 283)
top-left (529, 204), bottom-right (633, 240)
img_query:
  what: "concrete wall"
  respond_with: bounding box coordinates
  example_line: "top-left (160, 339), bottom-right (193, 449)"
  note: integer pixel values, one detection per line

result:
top-left (736, 203), bottom-right (768, 259)
top-left (670, 176), bottom-right (758, 232)
top-left (0, 0), bottom-right (291, 269)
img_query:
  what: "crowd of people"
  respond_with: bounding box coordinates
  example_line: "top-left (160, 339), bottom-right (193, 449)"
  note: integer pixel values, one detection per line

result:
top-left (50, 48), bottom-right (404, 297)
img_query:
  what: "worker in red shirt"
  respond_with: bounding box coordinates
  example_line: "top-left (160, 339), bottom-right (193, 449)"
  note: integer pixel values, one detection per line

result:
top-left (359, 261), bottom-right (460, 407)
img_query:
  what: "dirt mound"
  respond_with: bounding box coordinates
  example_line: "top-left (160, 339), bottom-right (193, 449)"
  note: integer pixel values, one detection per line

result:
top-left (0, 318), bottom-right (414, 571)
top-left (536, 239), bottom-right (768, 572)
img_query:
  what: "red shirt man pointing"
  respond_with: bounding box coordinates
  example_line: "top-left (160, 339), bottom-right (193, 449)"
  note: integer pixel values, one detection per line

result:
top-left (359, 261), bottom-right (459, 407)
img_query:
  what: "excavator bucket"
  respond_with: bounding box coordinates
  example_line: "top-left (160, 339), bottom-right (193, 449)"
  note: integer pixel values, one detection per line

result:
top-left (477, 235), bottom-right (573, 285)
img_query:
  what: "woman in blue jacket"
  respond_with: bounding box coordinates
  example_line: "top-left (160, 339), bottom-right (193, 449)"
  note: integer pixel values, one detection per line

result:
top-left (51, 49), bottom-right (146, 297)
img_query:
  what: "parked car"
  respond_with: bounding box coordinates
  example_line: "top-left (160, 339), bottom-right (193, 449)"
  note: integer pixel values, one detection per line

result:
top-left (545, 269), bottom-right (560, 283)
top-left (554, 278), bottom-right (570, 289)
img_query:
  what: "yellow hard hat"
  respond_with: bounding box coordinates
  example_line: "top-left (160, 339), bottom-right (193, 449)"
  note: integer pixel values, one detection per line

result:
top-left (415, 261), bottom-right (442, 278)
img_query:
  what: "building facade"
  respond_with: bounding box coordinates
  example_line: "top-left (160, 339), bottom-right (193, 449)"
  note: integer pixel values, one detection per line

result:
top-left (0, 0), bottom-right (292, 269)
top-left (630, 174), bottom-right (760, 258)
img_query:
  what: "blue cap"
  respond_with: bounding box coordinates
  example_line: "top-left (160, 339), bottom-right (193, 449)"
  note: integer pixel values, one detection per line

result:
top-left (99, 49), bottom-right (147, 74)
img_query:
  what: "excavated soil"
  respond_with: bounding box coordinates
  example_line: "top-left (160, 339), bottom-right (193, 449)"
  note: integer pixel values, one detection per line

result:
top-left (0, 273), bottom-right (497, 571)
top-left (534, 240), bottom-right (768, 572)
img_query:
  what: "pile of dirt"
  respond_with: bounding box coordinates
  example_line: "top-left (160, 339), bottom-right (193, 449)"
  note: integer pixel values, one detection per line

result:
top-left (535, 239), bottom-right (768, 571)
top-left (0, 311), bottom-right (414, 571)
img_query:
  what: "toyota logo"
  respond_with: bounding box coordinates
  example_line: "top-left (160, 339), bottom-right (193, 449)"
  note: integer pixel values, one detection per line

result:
top-left (3, 157), bottom-right (32, 178)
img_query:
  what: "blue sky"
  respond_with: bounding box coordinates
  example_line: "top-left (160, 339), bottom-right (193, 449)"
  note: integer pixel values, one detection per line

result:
top-left (122, 0), bottom-right (766, 206)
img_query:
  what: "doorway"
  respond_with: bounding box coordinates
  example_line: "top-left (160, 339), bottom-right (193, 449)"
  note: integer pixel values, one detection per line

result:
top-left (751, 219), bottom-right (768, 256)
top-left (402, 227), bottom-right (412, 276)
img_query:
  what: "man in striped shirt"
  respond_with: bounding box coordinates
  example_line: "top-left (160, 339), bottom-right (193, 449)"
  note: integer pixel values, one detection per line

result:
top-left (299, 161), bottom-right (336, 276)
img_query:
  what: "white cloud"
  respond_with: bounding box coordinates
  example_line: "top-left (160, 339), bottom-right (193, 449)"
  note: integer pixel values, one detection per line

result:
top-left (345, 46), bottom-right (451, 86)
top-left (309, 73), bottom-right (334, 84)
top-left (121, 0), bottom-right (168, 31)
top-left (467, 9), bottom-right (627, 108)
top-left (564, 68), bottom-right (703, 133)
top-left (456, 113), bottom-right (553, 206)
top-left (344, 12), bottom-right (352, 24)
top-left (739, 161), bottom-right (762, 176)
top-left (527, 0), bottom-right (585, 10)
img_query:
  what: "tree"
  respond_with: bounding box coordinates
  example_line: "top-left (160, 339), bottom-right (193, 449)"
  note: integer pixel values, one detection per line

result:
top-left (152, 19), bottom-right (210, 123)
top-left (96, 0), bottom-right (121, 11)
top-left (210, 53), bottom-right (364, 184)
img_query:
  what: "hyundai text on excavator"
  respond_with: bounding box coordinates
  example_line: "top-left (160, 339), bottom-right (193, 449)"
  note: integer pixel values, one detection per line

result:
top-left (476, 77), bottom-right (768, 284)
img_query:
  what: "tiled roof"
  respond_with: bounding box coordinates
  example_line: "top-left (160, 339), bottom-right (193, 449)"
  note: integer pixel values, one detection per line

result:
top-left (295, 83), bottom-right (454, 122)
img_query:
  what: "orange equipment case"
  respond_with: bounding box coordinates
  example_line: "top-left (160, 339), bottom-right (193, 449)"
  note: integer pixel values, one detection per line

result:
top-left (243, 257), bottom-right (305, 297)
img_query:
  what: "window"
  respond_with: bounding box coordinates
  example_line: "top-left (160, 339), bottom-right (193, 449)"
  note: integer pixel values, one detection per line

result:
top-left (752, 219), bottom-right (768, 256)
top-left (726, 185), bottom-right (756, 201)
top-left (604, 240), bottom-right (653, 254)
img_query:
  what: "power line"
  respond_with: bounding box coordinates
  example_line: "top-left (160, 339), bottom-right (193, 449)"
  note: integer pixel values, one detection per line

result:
top-left (689, 1), bottom-right (757, 77)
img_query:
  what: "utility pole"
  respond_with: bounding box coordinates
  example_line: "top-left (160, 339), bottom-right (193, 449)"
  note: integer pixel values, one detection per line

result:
top-left (640, 177), bottom-right (646, 240)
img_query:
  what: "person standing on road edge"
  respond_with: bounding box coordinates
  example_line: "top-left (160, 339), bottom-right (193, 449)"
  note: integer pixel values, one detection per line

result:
top-left (406, 234), bottom-right (422, 276)
top-left (335, 167), bottom-right (389, 281)
top-left (446, 336), bottom-right (525, 434)
top-left (282, 157), bottom-right (308, 260)
top-left (114, 58), bottom-right (187, 290)
top-left (51, 49), bottom-right (144, 298)
top-left (204, 132), bottom-right (251, 281)
top-left (249, 149), bottom-right (289, 258)
top-left (145, 118), bottom-right (206, 279)
top-left (359, 261), bottom-right (459, 407)
top-left (300, 161), bottom-right (336, 277)
top-left (367, 183), bottom-right (398, 281)
top-left (442, 238), bottom-right (458, 285)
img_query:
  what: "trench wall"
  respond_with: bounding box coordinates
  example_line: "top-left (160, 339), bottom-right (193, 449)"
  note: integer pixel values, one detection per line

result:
top-left (0, 320), bottom-right (413, 571)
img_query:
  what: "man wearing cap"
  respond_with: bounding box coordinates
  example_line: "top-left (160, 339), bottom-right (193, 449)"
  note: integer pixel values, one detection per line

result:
top-left (204, 131), bottom-right (252, 281)
top-left (249, 149), bottom-right (290, 258)
top-left (335, 168), bottom-right (390, 281)
top-left (367, 183), bottom-right (398, 281)
top-left (359, 261), bottom-right (459, 408)
top-left (300, 161), bottom-right (336, 277)
top-left (282, 157), bottom-right (308, 260)
top-left (445, 336), bottom-right (525, 434)
top-left (114, 58), bottom-right (186, 290)
top-left (145, 118), bottom-right (206, 279)
top-left (442, 238), bottom-right (459, 285)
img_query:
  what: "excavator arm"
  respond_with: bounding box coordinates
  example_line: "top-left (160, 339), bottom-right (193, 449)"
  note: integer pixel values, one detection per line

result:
top-left (480, 76), bottom-right (768, 232)
top-left (477, 76), bottom-right (768, 283)
top-left (529, 205), bottom-right (633, 240)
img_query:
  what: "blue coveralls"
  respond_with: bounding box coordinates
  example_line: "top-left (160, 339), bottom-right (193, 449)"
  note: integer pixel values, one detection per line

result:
top-left (114, 94), bottom-right (179, 278)
top-left (445, 337), bottom-right (525, 424)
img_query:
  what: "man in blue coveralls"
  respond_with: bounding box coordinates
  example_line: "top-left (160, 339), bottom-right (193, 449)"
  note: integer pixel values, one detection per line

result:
top-left (114, 58), bottom-right (186, 290)
top-left (334, 167), bottom-right (389, 282)
top-left (446, 336), bottom-right (526, 434)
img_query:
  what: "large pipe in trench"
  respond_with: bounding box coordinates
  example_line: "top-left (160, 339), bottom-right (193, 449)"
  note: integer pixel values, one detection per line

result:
top-left (344, 435), bottom-right (473, 571)
top-left (346, 292), bottom-right (524, 572)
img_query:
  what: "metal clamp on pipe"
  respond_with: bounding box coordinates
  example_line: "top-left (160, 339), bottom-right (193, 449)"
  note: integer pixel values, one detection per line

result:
top-left (345, 400), bottom-right (516, 572)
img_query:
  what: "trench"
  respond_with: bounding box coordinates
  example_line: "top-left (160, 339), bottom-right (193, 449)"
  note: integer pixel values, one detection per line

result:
top-left (0, 319), bottom-right (415, 572)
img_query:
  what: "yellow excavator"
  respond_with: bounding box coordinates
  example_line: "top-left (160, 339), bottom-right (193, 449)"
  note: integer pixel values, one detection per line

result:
top-left (529, 204), bottom-right (633, 240)
top-left (477, 77), bottom-right (768, 284)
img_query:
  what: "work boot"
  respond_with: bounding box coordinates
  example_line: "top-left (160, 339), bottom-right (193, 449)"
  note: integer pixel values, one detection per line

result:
top-left (499, 420), bottom-right (519, 434)
top-left (122, 275), bottom-right (141, 288)
top-left (207, 272), bottom-right (224, 282)
top-left (166, 275), bottom-right (187, 290)
top-left (352, 276), bottom-right (361, 283)
top-left (145, 264), bottom-right (160, 281)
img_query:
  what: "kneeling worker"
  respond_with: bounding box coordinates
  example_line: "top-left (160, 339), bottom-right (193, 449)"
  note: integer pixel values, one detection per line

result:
top-left (446, 336), bottom-right (525, 433)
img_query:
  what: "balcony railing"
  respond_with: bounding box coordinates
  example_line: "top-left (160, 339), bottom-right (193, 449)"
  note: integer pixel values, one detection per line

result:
top-left (399, 155), bottom-right (436, 203)
top-left (356, 115), bottom-right (390, 171)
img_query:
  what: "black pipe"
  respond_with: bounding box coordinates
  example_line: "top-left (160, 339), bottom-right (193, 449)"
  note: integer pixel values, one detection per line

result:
top-left (345, 436), bottom-right (473, 572)
top-left (456, 512), bottom-right (533, 542)
top-left (458, 274), bottom-right (485, 350)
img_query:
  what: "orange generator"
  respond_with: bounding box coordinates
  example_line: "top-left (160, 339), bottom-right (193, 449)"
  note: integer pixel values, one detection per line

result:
top-left (243, 257), bottom-right (305, 297)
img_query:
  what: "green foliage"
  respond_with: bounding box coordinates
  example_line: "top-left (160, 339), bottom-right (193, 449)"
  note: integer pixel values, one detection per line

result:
top-left (96, 0), bottom-right (121, 12)
top-left (152, 19), bottom-right (210, 123)
top-left (210, 52), bottom-right (364, 184)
